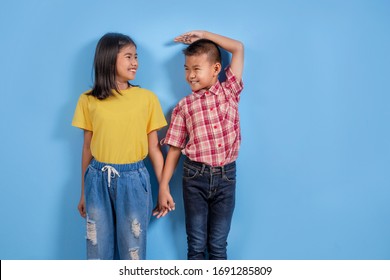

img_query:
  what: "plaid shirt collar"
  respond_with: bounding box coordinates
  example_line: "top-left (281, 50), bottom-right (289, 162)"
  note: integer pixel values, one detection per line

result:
top-left (193, 80), bottom-right (222, 98)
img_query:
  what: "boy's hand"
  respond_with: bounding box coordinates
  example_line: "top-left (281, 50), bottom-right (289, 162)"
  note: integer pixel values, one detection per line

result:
top-left (174, 30), bottom-right (205, 44)
top-left (152, 205), bottom-right (170, 219)
top-left (175, 30), bottom-right (245, 81)
top-left (153, 187), bottom-right (175, 218)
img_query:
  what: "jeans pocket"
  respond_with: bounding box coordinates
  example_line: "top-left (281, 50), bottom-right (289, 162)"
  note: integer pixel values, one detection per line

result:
top-left (137, 168), bottom-right (151, 193)
top-left (84, 165), bottom-right (98, 196)
top-left (183, 166), bottom-right (200, 180)
top-left (223, 169), bottom-right (236, 182)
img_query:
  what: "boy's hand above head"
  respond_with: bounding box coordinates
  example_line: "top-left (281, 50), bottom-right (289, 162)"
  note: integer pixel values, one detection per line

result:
top-left (174, 30), bottom-right (244, 80)
top-left (174, 30), bottom-right (205, 44)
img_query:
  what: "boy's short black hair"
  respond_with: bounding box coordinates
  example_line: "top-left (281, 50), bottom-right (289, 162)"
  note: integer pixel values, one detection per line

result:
top-left (183, 39), bottom-right (221, 64)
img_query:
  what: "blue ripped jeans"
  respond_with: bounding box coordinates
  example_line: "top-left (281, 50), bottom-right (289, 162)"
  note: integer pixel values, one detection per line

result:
top-left (84, 158), bottom-right (152, 260)
top-left (183, 157), bottom-right (236, 260)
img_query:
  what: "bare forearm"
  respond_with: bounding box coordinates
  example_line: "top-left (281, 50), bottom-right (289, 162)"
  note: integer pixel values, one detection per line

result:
top-left (81, 130), bottom-right (93, 193)
top-left (149, 147), bottom-right (164, 183)
top-left (202, 31), bottom-right (243, 55)
top-left (160, 146), bottom-right (182, 189)
top-left (81, 145), bottom-right (92, 192)
top-left (82, 147), bottom-right (92, 174)
top-left (148, 130), bottom-right (165, 183)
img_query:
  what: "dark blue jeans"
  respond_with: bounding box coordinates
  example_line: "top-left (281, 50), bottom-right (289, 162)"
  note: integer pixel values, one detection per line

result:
top-left (182, 157), bottom-right (236, 260)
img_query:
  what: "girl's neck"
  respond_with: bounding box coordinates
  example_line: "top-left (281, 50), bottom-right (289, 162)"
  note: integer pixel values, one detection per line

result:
top-left (116, 81), bottom-right (130, 90)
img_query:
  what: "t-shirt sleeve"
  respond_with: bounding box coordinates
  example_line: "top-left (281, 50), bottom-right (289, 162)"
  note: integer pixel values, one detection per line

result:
top-left (72, 94), bottom-right (93, 131)
top-left (146, 93), bottom-right (167, 134)
top-left (163, 104), bottom-right (187, 149)
top-left (224, 66), bottom-right (244, 102)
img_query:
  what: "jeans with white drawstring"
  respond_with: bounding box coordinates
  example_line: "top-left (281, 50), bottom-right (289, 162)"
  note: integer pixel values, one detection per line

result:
top-left (84, 158), bottom-right (152, 260)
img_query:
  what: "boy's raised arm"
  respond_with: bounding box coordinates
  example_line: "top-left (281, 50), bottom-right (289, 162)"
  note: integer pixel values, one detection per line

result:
top-left (174, 30), bottom-right (244, 80)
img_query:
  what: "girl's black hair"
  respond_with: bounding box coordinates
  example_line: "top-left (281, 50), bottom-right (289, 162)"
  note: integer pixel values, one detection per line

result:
top-left (89, 33), bottom-right (137, 100)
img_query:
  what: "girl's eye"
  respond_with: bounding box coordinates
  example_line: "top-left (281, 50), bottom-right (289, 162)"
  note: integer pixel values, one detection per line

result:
top-left (126, 55), bottom-right (137, 60)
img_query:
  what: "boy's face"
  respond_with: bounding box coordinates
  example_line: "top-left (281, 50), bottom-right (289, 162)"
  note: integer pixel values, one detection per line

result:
top-left (184, 53), bottom-right (221, 92)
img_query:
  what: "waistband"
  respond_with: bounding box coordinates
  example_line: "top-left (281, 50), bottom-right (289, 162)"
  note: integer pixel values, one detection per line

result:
top-left (90, 158), bottom-right (145, 172)
top-left (184, 157), bottom-right (236, 173)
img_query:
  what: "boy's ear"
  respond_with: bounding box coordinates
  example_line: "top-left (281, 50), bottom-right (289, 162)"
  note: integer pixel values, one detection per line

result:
top-left (213, 62), bottom-right (222, 76)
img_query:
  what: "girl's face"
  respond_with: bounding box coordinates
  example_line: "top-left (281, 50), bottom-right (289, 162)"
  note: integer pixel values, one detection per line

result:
top-left (115, 44), bottom-right (138, 85)
top-left (184, 53), bottom-right (221, 92)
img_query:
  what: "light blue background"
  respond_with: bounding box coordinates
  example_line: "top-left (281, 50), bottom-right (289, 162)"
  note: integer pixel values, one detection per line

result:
top-left (0, 0), bottom-right (389, 260)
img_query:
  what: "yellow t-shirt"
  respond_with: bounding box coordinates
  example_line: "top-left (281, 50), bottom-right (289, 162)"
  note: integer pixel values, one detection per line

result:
top-left (72, 87), bottom-right (167, 164)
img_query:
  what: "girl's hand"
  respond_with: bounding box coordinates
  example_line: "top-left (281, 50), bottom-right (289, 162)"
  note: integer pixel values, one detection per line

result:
top-left (78, 195), bottom-right (86, 218)
top-left (153, 188), bottom-right (175, 218)
top-left (152, 205), bottom-right (170, 219)
top-left (174, 30), bottom-right (205, 44)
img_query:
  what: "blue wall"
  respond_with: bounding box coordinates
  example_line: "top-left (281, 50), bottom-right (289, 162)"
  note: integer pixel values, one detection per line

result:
top-left (0, 0), bottom-right (389, 259)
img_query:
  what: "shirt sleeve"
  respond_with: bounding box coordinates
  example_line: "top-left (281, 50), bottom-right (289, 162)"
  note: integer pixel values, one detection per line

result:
top-left (147, 93), bottom-right (167, 134)
top-left (163, 104), bottom-right (187, 149)
top-left (224, 66), bottom-right (244, 102)
top-left (72, 93), bottom-right (93, 131)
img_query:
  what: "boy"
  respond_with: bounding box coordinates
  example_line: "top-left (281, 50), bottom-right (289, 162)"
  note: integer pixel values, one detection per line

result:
top-left (155, 30), bottom-right (244, 260)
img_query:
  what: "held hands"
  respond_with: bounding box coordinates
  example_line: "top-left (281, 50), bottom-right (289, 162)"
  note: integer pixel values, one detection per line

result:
top-left (153, 187), bottom-right (175, 219)
top-left (174, 30), bottom-right (205, 45)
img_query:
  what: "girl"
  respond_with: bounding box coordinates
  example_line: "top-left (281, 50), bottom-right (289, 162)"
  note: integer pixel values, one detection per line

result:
top-left (72, 33), bottom-right (167, 260)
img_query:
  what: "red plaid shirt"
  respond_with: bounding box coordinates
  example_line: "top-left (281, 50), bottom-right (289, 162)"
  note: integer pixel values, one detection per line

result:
top-left (164, 66), bottom-right (244, 166)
